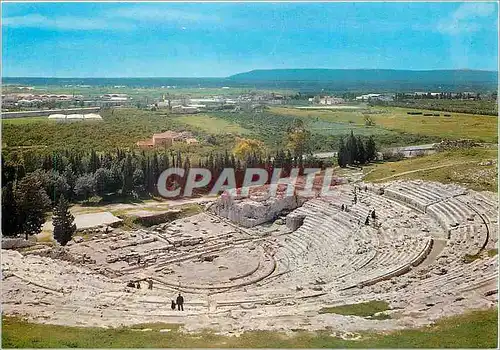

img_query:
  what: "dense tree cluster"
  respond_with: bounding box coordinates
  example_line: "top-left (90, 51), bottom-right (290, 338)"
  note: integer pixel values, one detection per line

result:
top-left (337, 132), bottom-right (377, 167)
top-left (2, 147), bottom-right (325, 239)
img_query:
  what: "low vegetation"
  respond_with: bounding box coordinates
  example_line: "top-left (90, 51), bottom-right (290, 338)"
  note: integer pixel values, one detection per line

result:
top-left (270, 106), bottom-right (498, 143)
top-left (3, 308), bottom-right (497, 348)
top-left (370, 107), bottom-right (498, 143)
top-left (113, 203), bottom-right (203, 228)
top-left (487, 249), bottom-right (498, 257)
top-left (176, 114), bottom-right (250, 135)
top-left (463, 253), bottom-right (482, 264)
top-left (319, 300), bottom-right (390, 317)
top-left (364, 148), bottom-right (498, 192)
top-left (373, 98), bottom-right (498, 116)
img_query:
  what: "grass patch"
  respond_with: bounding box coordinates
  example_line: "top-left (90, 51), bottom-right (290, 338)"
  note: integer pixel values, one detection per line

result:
top-left (319, 300), bottom-right (390, 317)
top-left (112, 203), bottom-right (203, 229)
top-left (463, 254), bottom-right (482, 264)
top-left (487, 249), bottom-right (498, 257)
top-left (270, 106), bottom-right (498, 143)
top-left (371, 107), bottom-right (498, 142)
top-left (367, 313), bottom-right (392, 320)
top-left (36, 231), bottom-right (54, 243)
top-left (2, 308), bottom-right (497, 348)
top-left (176, 114), bottom-right (250, 135)
top-left (1, 117), bottom-right (53, 125)
top-left (364, 148), bottom-right (498, 192)
top-left (125, 322), bottom-right (183, 331)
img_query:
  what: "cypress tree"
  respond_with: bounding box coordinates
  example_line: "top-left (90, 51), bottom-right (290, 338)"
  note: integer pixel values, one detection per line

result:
top-left (346, 131), bottom-right (358, 165)
top-left (337, 138), bottom-right (347, 168)
top-left (356, 136), bottom-right (367, 164)
top-left (53, 195), bottom-right (76, 246)
top-left (2, 182), bottom-right (20, 236)
top-left (15, 174), bottom-right (51, 240)
top-left (366, 136), bottom-right (377, 162)
top-left (122, 154), bottom-right (134, 196)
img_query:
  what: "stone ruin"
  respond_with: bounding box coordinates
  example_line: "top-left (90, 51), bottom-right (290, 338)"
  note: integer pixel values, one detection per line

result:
top-left (1, 180), bottom-right (498, 335)
top-left (210, 189), bottom-right (307, 227)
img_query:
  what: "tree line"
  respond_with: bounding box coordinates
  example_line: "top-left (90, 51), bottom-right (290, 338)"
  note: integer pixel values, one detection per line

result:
top-left (1, 148), bottom-right (325, 241)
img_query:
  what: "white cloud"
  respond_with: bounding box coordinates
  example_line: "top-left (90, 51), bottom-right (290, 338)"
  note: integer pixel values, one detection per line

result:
top-left (437, 3), bottom-right (496, 35)
top-left (2, 14), bottom-right (133, 31)
top-left (106, 7), bottom-right (220, 23)
top-left (1, 6), bottom-right (219, 31)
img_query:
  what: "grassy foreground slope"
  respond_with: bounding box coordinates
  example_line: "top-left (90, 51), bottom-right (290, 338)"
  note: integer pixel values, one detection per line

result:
top-left (2, 308), bottom-right (497, 348)
top-left (364, 148), bottom-right (498, 192)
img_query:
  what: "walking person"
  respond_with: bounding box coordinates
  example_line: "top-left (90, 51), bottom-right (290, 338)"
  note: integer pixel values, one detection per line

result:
top-left (176, 293), bottom-right (184, 311)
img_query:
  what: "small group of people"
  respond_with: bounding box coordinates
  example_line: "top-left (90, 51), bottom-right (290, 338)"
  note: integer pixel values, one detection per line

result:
top-left (171, 293), bottom-right (184, 311)
top-left (126, 280), bottom-right (185, 311)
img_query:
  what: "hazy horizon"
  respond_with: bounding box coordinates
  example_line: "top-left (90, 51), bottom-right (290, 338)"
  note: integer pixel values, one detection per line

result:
top-left (3, 67), bottom-right (499, 80)
top-left (2, 2), bottom-right (498, 78)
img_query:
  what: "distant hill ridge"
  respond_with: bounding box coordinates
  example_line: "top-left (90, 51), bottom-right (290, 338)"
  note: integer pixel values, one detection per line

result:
top-left (229, 69), bottom-right (498, 83)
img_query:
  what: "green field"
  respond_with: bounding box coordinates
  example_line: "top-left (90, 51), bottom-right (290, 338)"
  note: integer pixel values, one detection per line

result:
top-left (2, 308), bottom-right (497, 348)
top-left (363, 148), bottom-right (498, 192)
top-left (176, 114), bottom-right (250, 135)
top-left (270, 106), bottom-right (498, 143)
top-left (374, 98), bottom-right (498, 116)
top-left (2, 103), bottom-right (497, 156)
top-left (1, 117), bottom-right (53, 125)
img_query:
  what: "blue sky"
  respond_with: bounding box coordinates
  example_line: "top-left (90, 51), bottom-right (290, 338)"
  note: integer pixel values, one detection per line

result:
top-left (2, 2), bottom-right (498, 77)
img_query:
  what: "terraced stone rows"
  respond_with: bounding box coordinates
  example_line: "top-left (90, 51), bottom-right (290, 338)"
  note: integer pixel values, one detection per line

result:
top-left (2, 180), bottom-right (498, 333)
top-left (338, 237), bottom-right (432, 288)
top-left (412, 256), bottom-right (497, 293)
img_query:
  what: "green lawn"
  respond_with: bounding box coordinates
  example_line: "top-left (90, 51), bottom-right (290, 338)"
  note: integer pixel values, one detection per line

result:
top-left (363, 148), bottom-right (498, 192)
top-left (2, 308), bottom-right (497, 348)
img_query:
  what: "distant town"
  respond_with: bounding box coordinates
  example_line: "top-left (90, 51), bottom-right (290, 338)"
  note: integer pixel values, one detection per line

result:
top-left (1, 86), bottom-right (494, 120)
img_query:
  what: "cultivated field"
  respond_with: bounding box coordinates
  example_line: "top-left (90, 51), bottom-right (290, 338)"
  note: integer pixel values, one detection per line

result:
top-left (176, 114), bottom-right (250, 135)
top-left (271, 106), bottom-right (498, 142)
